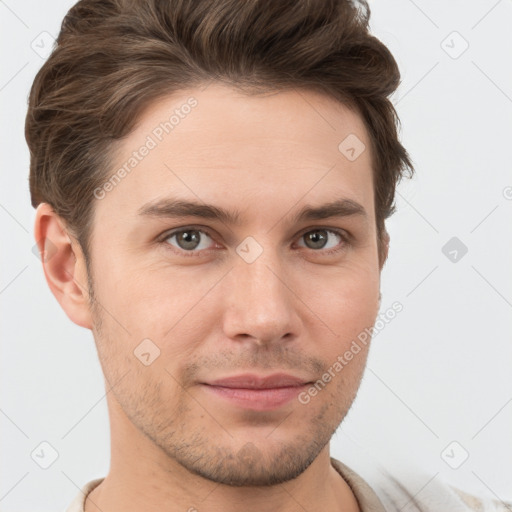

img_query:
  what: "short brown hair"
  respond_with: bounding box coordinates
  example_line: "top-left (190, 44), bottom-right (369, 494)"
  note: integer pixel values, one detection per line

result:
top-left (26, 0), bottom-right (414, 267)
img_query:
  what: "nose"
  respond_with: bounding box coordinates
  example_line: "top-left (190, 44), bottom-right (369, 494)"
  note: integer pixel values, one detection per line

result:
top-left (221, 248), bottom-right (300, 347)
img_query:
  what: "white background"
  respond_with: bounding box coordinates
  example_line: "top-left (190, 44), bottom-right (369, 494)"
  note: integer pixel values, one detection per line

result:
top-left (1, 1), bottom-right (511, 510)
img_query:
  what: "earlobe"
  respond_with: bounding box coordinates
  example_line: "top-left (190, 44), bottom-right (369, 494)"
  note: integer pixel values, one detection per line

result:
top-left (34, 203), bottom-right (93, 329)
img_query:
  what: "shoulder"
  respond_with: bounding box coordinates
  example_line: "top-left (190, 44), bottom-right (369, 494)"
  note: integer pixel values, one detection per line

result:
top-left (330, 457), bottom-right (511, 512)
top-left (374, 470), bottom-right (510, 512)
top-left (449, 486), bottom-right (512, 512)
top-left (373, 467), bottom-right (512, 512)
top-left (65, 478), bottom-right (104, 512)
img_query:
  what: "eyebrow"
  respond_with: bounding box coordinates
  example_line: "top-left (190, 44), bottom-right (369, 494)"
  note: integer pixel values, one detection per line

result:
top-left (138, 197), bottom-right (368, 225)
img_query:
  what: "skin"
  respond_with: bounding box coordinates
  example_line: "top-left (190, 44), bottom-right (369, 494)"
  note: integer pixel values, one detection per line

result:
top-left (35, 83), bottom-right (389, 512)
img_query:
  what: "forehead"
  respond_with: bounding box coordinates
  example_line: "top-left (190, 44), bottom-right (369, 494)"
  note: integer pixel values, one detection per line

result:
top-left (100, 83), bottom-right (375, 224)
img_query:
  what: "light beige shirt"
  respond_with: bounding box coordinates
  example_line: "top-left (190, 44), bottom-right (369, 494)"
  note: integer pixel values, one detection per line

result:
top-left (66, 457), bottom-right (511, 511)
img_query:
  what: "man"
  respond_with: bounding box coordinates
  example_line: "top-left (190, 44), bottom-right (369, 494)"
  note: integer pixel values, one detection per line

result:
top-left (26, 0), bottom-right (510, 510)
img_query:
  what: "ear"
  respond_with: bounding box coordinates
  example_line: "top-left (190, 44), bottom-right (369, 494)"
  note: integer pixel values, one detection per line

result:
top-left (379, 229), bottom-right (390, 271)
top-left (34, 203), bottom-right (93, 329)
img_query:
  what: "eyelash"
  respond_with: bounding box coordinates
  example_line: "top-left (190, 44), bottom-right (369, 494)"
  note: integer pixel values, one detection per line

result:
top-left (159, 225), bottom-right (350, 258)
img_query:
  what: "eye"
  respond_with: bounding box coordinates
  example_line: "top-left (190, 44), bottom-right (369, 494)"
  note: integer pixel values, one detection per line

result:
top-left (296, 228), bottom-right (348, 254)
top-left (163, 228), bottom-right (217, 254)
top-left (160, 226), bottom-right (349, 257)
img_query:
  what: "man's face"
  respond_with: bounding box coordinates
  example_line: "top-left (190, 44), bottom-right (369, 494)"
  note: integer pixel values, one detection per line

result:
top-left (85, 83), bottom-right (382, 486)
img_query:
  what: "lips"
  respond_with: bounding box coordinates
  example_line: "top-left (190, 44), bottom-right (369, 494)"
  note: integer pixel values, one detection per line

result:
top-left (203, 372), bottom-right (310, 389)
top-left (200, 373), bottom-right (312, 411)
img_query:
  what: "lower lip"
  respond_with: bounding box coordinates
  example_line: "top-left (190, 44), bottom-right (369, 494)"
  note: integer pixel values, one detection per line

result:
top-left (201, 384), bottom-right (310, 411)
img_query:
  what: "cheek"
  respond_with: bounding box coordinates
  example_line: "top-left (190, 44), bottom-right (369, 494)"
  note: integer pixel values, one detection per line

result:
top-left (306, 267), bottom-right (380, 337)
top-left (91, 254), bottom-right (207, 324)
top-left (91, 263), bottom-right (219, 369)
